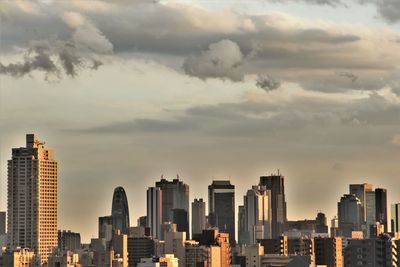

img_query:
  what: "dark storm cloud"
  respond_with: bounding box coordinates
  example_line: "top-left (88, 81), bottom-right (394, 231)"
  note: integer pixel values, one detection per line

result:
top-left (256, 75), bottom-right (282, 91)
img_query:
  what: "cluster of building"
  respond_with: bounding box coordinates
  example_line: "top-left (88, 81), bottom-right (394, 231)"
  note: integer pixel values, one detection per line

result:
top-left (1, 134), bottom-right (400, 267)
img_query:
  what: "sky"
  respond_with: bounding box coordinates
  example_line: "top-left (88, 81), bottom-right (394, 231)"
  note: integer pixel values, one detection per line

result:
top-left (1, 0), bottom-right (400, 242)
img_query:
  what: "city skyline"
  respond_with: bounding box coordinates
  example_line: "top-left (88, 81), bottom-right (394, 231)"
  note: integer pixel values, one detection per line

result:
top-left (1, 0), bottom-right (400, 245)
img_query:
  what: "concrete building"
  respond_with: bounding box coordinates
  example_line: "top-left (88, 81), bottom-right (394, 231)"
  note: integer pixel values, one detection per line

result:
top-left (128, 237), bottom-right (154, 267)
top-left (316, 213), bottom-right (328, 234)
top-left (99, 215), bottom-right (113, 241)
top-left (314, 237), bottom-right (343, 267)
top-left (147, 187), bottom-right (163, 239)
top-left (259, 174), bottom-right (287, 239)
top-left (194, 229), bottom-right (231, 267)
top-left (0, 248), bottom-right (35, 267)
top-left (137, 254), bottom-right (179, 267)
top-left (288, 237), bottom-right (314, 257)
top-left (243, 185), bottom-right (272, 245)
top-left (164, 228), bottom-right (186, 266)
top-left (7, 134), bottom-right (58, 264)
top-left (47, 250), bottom-right (80, 267)
top-left (259, 255), bottom-right (313, 267)
top-left (208, 181), bottom-right (235, 246)
top-left (58, 230), bottom-right (81, 252)
top-left (365, 191), bottom-right (376, 238)
top-left (244, 243), bottom-right (263, 267)
top-left (171, 208), bottom-right (189, 238)
top-left (257, 236), bottom-right (288, 256)
top-left (192, 199), bottom-right (206, 238)
top-left (344, 234), bottom-right (394, 267)
top-left (185, 240), bottom-right (208, 267)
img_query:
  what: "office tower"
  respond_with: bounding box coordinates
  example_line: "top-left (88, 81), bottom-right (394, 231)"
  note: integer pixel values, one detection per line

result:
top-left (259, 173), bottom-right (287, 238)
top-left (238, 205), bottom-right (246, 246)
top-left (337, 194), bottom-right (362, 238)
top-left (7, 134), bottom-right (58, 264)
top-left (349, 183), bottom-right (373, 224)
top-left (375, 188), bottom-right (388, 232)
top-left (344, 234), bottom-right (393, 267)
top-left (330, 216), bottom-right (339, 238)
top-left (314, 237), bottom-right (343, 267)
top-left (208, 180), bottom-right (235, 246)
top-left (155, 178), bottom-right (189, 225)
top-left (112, 187), bottom-right (130, 235)
top-left (127, 237), bottom-right (154, 267)
top-left (137, 216), bottom-right (147, 228)
top-left (171, 208), bottom-right (189, 237)
top-left (192, 199), bottom-right (206, 237)
top-left (99, 216), bottom-right (113, 241)
top-left (0, 212), bottom-right (5, 235)
top-left (316, 212), bottom-right (329, 234)
top-left (243, 185), bottom-right (272, 245)
top-left (366, 191), bottom-right (376, 237)
top-left (391, 203), bottom-right (400, 237)
top-left (58, 230), bottom-right (81, 252)
top-left (146, 187), bottom-right (162, 239)
top-left (113, 230), bottom-right (128, 267)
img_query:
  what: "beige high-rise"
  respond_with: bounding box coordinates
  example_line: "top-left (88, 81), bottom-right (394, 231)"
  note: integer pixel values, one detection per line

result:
top-left (7, 134), bottom-right (58, 264)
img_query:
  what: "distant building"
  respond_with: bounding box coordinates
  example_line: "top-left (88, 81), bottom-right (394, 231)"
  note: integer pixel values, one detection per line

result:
top-left (147, 187), bottom-right (163, 239)
top-left (111, 187), bottom-right (130, 235)
top-left (155, 178), bottom-right (189, 226)
top-left (58, 230), bottom-right (81, 252)
top-left (288, 237), bottom-right (314, 258)
top-left (7, 134), bottom-right (58, 264)
top-left (138, 216), bottom-right (147, 228)
top-left (259, 174), bottom-right (287, 238)
top-left (316, 212), bottom-right (328, 234)
top-left (164, 226), bottom-right (186, 266)
top-left (337, 194), bottom-right (362, 238)
top-left (47, 250), bottom-right (80, 267)
top-left (113, 230), bottom-right (128, 267)
top-left (375, 188), bottom-right (388, 233)
top-left (171, 208), bottom-right (189, 237)
top-left (208, 180), bottom-right (235, 246)
top-left (185, 240), bottom-right (208, 267)
top-left (330, 217), bottom-right (339, 238)
top-left (193, 229), bottom-right (231, 267)
top-left (192, 199), bottom-right (206, 238)
top-left (257, 236), bottom-right (288, 255)
top-left (128, 237), bottom-right (154, 267)
top-left (99, 215), bottom-right (113, 241)
top-left (391, 203), bottom-right (400, 238)
top-left (314, 237), bottom-right (343, 267)
top-left (0, 212), bottom-right (5, 235)
top-left (242, 185), bottom-right (272, 245)
top-left (244, 243), bottom-right (263, 267)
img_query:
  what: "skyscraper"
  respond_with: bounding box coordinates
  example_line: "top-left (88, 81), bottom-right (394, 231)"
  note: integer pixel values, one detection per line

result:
top-left (365, 190), bottom-right (376, 237)
top-left (349, 183), bottom-right (373, 223)
top-left (337, 194), bottom-right (362, 238)
top-left (155, 178), bottom-right (189, 226)
top-left (391, 203), bottom-right (400, 237)
top-left (208, 180), bottom-right (235, 245)
top-left (7, 134), bottom-right (58, 264)
top-left (259, 173), bottom-right (287, 238)
top-left (147, 187), bottom-right (162, 239)
top-left (112, 187), bottom-right (130, 234)
top-left (0, 212), bottom-right (5, 235)
top-left (171, 208), bottom-right (189, 237)
top-left (243, 185), bottom-right (272, 244)
top-left (375, 188), bottom-right (388, 232)
top-left (191, 198), bottom-right (206, 238)
top-left (316, 212), bottom-right (329, 234)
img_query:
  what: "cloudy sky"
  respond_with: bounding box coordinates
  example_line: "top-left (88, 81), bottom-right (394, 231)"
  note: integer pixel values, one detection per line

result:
top-left (1, 0), bottom-right (400, 242)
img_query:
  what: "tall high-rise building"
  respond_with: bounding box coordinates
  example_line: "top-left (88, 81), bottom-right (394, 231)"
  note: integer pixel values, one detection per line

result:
top-left (155, 178), bottom-right (189, 227)
top-left (337, 194), bottom-right (362, 238)
top-left (192, 198), bottom-right (206, 238)
top-left (375, 188), bottom-right (388, 232)
top-left (316, 212), bottom-right (329, 234)
top-left (243, 185), bottom-right (272, 245)
top-left (112, 187), bottom-right (130, 235)
top-left (365, 191), bottom-right (376, 237)
top-left (259, 173), bottom-right (287, 238)
top-left (0, 212), bottom-right (5, 235)
top-left (147, 187), bottom-right (162, 239)
top-left (391, 203), bottom-right (400, 237)
top-left (349, 183), bottom-right (373, 224)
top-left (58, 230), bottom-right (81, 252)
top-left (171, 208), bottom-right (189, 237)
top-left (7, 134), bottom-right (58, 264)
top-left (208, 180), bottom-right (235, 245)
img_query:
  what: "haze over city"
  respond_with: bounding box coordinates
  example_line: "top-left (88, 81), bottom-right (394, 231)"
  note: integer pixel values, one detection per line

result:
top-left (1, 0), bottom-right (400, 246)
